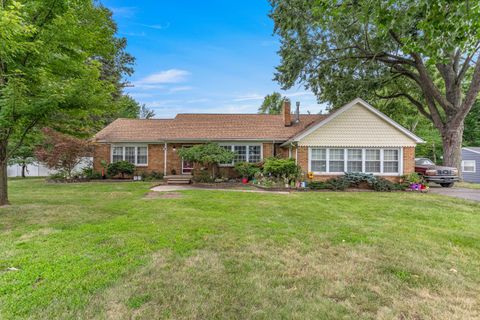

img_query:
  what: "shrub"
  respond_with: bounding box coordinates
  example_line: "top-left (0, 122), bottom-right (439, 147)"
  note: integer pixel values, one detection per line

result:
top-left (326, 177), bottom-right (350, 191)
top-left (263, 158), bottom-right (301, 184)
top-left (402, 172), bottom-right (424, 184)
top-left (234, 162), bottom-right (260, 179)
top-left (49, 172), bottom-right (67, 180)
top-left (82, 167), bottom-right (102, 179)
top-left (370, 177), bottom-right (397, 192)
top-left (177, 143), bottom-right (234, 179)
top-left (308, 181), bottom-right (329, 190)
top-left (192, 168), bottom-right (214, 183)
top-left (344, 172), bottom-right (377, 186)
top-left (141, 171), bottom-right (164, 181)
top-left (107, 161), bottom-right (135, 179)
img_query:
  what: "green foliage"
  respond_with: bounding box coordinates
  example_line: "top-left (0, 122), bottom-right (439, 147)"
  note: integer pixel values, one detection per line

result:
top-left (107, 161), bottom-right (135, 179)
top-left (82, 167), bottom-right (102, 180)
top-left (402, 173), bottom-right (424, 185)
top-left (258, 92), bottom-right (287, 114)
top-left (325, 177), bottom-right (350, 191)
top-left (263, 158), bottom-right (300, 181)
top-left (343, 172), bottom-right (377, 186)
top-left (307, 181), bottom-right (329, 190)
top-left (464, 101), bottom-right (480, 147)
top-left (141, 171), bottom-right (164, 181)
top-left (370, 178), bottom-right (402, 192)
top-left (48, 172), bottom-right (67, 180)
top-left (192, 168), bottom-right (215, 183)
top-left (178, 143), bottom-right (234, 167)
top-left (234, 162), bottom-right (260, 179)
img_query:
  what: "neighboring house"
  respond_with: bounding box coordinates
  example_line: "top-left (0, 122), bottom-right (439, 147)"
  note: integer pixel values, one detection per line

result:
top-left (461, 147), bottom-right (480, 183)
top-left (92, 98), bottom-right (425, 181)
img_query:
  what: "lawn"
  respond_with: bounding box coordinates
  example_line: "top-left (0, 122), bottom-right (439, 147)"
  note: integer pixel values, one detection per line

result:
top-left (1, 179), bottom-right (479, 319)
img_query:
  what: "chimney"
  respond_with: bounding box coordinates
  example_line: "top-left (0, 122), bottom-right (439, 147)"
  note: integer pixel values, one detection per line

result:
top-left (295, 101), bottom-right (300, 123)
top-left (283, 100), bottom-right (291, 126)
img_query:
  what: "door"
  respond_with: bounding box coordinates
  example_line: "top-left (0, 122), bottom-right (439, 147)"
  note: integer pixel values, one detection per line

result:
top-left (181, 145), bottom-right (193, 174)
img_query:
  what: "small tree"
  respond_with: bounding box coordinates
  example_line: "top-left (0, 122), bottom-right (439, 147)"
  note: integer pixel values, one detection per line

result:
top-left (177, 143), bottom-right (234, 179)
top-left (8, 145), bottom-right (35, 178)
top-left (263, 158), bottom-right (301, 185)
top-left (258, 92), bottom-right (287, 114)
top-left (35, 128), bottom-right (90, 179)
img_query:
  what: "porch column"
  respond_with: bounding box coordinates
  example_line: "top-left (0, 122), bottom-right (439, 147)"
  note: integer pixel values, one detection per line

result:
top-left (164, 142), bottom-right (167, 175)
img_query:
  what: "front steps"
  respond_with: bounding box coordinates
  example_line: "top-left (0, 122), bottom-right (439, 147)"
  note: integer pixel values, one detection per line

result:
top-left (164, 175), bottom-right (192, 185)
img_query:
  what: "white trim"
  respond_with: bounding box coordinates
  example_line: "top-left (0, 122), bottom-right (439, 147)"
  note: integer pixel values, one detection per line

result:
top-left (463, 147), bottom-right (480, 155)
top-left (218, 143), bottom-right (263, 167)
top-left (283, 98), bottom-right (425, 145)
top-left (308, 147), bottom-right (402, 176)
top-left (164, 143), bottom-right (167, 175)
top-left (462, 160), bottom-right (476, 173)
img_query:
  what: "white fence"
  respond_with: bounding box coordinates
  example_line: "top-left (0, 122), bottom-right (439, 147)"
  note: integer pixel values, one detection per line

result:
top-left (7, 157), bottom-right (93, 177)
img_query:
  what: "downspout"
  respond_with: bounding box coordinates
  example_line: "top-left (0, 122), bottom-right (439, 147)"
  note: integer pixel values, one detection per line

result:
top-left (164, 142), bottom-right (167, 176)
top-left (295, 143), bottom-right (298, 165)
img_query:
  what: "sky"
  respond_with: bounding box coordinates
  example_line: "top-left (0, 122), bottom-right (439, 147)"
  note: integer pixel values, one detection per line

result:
top-left (101, 0), bottom-right (327, 118)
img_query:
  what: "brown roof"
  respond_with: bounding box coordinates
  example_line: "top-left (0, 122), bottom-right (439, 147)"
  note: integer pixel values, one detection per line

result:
top-left (94, 113), bottom-right (327, 143)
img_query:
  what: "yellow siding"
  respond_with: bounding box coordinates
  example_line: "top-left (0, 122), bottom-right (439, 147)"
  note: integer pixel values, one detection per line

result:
top-left (298, 103), bottom-right (417, 147)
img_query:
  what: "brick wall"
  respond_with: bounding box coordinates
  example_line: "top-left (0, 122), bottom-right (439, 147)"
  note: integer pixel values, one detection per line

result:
top-left (263, 143), bottom-right (274, 158)
top-left (403, 146), bottom-right (415, 175)
top-left (93, 143), bottom-right (110, 172)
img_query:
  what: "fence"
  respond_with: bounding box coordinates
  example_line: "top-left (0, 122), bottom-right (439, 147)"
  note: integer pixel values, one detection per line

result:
top-left (7, 157), bottom-right (93, 178)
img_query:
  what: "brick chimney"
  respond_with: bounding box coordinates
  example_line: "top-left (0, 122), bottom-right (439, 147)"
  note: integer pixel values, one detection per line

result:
top-left (283, 100), bottom-right (291, 126)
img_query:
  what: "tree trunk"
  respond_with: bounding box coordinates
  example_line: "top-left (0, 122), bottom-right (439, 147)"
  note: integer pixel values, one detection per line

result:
top-left (21, 164), bottom-right (26, 178)
top-left (0, 160), bottom-right (9, 206)
top-left (441, 122), bottom-right (464, 171)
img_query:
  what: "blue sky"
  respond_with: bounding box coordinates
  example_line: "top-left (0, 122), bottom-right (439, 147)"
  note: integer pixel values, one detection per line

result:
top-left (102, 0), bottom-right (326, 118)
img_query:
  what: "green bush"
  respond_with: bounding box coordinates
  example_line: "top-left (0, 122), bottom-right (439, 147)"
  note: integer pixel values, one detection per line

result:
top-left (263, 158), bottom-right (301, 184)
top-left (234, 162), bottom-right (260, 179)
top-left (82, 167), bottom-right (102, 179)
top-left (370, 177), bottom-right (400, 192)
top-left (49, 172), bottom-right (67, 180)
top-left (107, 161), bottom-right (135, 179)
top-left (402, 172), bottom-right (424, 184)
top-left (344, 172), bottom-right (377, 186)
top-left (326, 177), bottom-right (350, 191)
top-left (192, 168), bottom-right (214, 183)
top-left (308, 181), bottom-right (329, 190)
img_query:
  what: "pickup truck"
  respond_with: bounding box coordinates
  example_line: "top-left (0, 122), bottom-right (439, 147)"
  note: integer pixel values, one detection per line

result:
top-left (415, 158), bottom-right (459, 188)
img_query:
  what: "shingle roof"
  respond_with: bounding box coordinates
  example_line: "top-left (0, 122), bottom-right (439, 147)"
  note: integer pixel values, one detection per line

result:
top-left (94, 113), bottom-right (326, 142)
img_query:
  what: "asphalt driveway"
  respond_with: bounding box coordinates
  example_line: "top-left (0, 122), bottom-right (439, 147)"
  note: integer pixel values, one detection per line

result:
top-left (429, 186), bottom-right (480, 202)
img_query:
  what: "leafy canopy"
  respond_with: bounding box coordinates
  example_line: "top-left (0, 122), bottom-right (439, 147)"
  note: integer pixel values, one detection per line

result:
top-left (258, 92), bottom-right (287, 114)
top-left (177, 143), bottom-right (235, 167)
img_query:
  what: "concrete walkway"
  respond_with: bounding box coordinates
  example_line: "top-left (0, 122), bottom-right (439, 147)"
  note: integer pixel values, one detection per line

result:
top-left (429, 186), bottom-right (480, 202)
top-left (150, 185), bottom-right (289, 194)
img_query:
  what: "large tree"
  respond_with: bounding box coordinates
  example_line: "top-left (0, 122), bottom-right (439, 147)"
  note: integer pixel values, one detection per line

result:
top-left (258, 92), bottom-right (287, 114)
top-left (0, 0), bottom-right (132, 205)
top-left (271, 0), bottom-right (480, 169)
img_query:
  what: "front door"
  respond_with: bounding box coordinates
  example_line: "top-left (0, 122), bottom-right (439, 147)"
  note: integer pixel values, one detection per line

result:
top-left (181, 146), bottom-right (193, 174)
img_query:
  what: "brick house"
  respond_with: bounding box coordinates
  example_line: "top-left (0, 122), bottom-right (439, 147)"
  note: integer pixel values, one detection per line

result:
top-left (93, 98), bottom-right (424, 181)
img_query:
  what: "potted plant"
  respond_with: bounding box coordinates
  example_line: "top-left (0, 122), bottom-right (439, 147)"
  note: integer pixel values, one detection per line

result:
top-left (234, 162), bottom-right (260, 184)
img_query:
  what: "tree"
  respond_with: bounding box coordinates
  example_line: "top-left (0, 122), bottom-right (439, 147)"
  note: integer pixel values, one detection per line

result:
top-left (0, 1), bottom-right (133, 205)
top-left (107, 161), bottom-right (135, 179)
top-left (140, 104), bottom-right (156, 119)
top-left (177, 143), bottom-right (234, 179)
top-left (258, 92), bottom-right (287, 114)
top-left (464, 101), bottom-right (480, 147)
top-left (35, 128), bottom-right (90, 179)
top-left (7, 132), bottom-right (40, 178)
top-left (271, 0), bottom-right (480, 170)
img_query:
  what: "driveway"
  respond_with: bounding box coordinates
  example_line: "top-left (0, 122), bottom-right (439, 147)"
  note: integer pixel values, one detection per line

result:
top-left (429, 186), bottom-right (480, 202)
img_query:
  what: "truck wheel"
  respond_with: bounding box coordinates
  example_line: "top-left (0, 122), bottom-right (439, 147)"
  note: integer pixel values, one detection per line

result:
top-left (440, 183), bottom-right (454, 188)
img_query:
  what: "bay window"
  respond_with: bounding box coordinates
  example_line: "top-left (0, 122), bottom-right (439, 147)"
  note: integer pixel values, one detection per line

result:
top-left (111, 145), bottom-right (148, 166)
top-left (309, 148), bottom-right (401, 175)
top-left (220, 144), bottom-right (262, 165)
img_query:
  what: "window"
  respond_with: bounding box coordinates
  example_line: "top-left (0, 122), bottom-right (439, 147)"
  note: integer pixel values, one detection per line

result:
top-left (111, 145), bottom-right (148, 166)
top-left (219, 144), bottom-right (263, 165)
top-left (137, 147), bottom-right (148, 165)
top-left (311, 148), bottom-right (327, 172)
top-left (383, 149), bottom-right (399, 173)
top-left (462, 160), bottom-right (476, 173)
top-left (125, 147), bottom-right (136, 164)
top-left (112, 147), bottom-right (123, 162)
top-left (365, 149), bottom-right (381, 173)
top-left (309, 148), bottom-right (401, 175)
top-left (248, 146), bottom-right (261, 163)
top-left (347, 149), bottom-right (362, 172)
top-left (329, 149), bottom-right (345, 172)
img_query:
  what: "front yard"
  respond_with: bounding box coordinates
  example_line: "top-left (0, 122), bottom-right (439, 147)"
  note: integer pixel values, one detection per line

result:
top-left (1, 179), bottom-right (479, 319)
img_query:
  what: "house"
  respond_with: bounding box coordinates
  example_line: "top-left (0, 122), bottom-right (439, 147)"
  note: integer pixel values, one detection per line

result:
top-left (92, 98), bottom-right (425, 181)
top-left (461, 147), bottom-right (480, 183)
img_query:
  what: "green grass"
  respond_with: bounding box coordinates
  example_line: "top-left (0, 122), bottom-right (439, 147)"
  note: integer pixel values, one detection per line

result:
top-left (1, 179), bottom-right (480, 319)
top-left (456, 181), bottom-right (480, 189)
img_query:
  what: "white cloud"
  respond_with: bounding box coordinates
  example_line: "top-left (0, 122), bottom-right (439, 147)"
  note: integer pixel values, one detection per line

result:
top-left (141, 22), bottom-right (171, 30)
top-left (169, 86), bottom-right (193, 93)
top-left (233, 93), bottom-right (264, 102)
top-left (136, 69), bottom-right (191, 85)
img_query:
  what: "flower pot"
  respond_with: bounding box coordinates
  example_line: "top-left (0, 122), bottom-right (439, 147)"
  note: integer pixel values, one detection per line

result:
top-left (242, 177), bottom-right (248, 184)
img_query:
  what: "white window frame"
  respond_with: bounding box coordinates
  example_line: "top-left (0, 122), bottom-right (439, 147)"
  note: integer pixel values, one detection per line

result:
top-left (218, 143), bottom-right (263, 166)
top-left (110, 144), bottom-right (148, 167)
top-left (308, 147), bottom-right (402, 176)
top-left (462, 160), bottom-right (476, 173)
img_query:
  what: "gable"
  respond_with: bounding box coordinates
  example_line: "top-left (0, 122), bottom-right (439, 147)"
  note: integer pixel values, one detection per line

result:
top-left (298, 102), bottom-right (419, 147)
